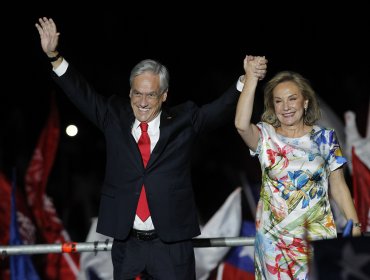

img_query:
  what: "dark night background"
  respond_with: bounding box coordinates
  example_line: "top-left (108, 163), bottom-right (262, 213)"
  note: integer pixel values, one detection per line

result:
top-left (1, 5), bottom-right (369, 241)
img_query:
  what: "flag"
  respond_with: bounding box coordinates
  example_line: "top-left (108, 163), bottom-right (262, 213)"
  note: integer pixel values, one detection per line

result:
top-left (0, 172), bottom-right (39, 280)
top-left (215, 220), bottom-right (255, 280)
top-left (344, 110), bottom-right (370, 174)
top-left (207, 183), bottom-right (256, 280)
top-left (0, 172), bottom-right (37, 246)
top-left (25, 95), bottom-right (79, 279)
top-left (0, 172), bottom-right (14, 248)
top-left (9, 169), bottom-right (41, 280)
top-left (352, 147), bottom-right (370, 233)
top-left (344, 108), bottom-right (370, 234)
top-left (342, 220), bottom-right (353, 237)
top-left (0, 172), bottom-right (12, 280)
top-left (204, 176), bottom-right (258, 280)
top-left (195, 187), bottom-right (242, 280)
top-left (77, 217), bottom-right (113, 280)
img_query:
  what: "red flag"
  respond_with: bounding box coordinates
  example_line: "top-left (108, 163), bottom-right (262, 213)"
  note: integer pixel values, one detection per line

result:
top-left (0, 172), bottom-right (39, 280)
top-left (0, 173), bottom-right (38, 246)
top-left (0, 172), bottom-right (11, 280)
top-left (352, 147), bottom-right (370, 233)
top-left (9, 169), bottom-right (41, 280)
top-left (25, 95), bottom-right (79, 279)
top-left (0, 173), bottom-right (14, 247)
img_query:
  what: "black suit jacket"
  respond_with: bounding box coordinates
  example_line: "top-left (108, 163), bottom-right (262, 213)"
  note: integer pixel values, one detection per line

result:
top-left (53, 65), bottom-right (240, 242)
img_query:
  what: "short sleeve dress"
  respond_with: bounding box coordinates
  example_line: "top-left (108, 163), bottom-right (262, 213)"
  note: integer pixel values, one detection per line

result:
top-left (251, 122), bottom-right (347, 280)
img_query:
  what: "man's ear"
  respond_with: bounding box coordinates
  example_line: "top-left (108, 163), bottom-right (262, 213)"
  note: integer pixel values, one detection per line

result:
top-left (162, 91), bottom-right (168, 102)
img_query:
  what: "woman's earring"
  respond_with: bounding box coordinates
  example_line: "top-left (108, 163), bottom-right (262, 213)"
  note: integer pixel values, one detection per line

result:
top-left (304, 106), bottom-right (308, 116)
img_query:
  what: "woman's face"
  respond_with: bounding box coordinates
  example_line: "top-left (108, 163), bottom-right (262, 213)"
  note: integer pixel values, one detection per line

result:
top-left (272, 81), bottom-right (308, 127)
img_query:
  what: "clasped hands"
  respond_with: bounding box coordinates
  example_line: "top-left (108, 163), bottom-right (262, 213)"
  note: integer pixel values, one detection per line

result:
top-left (244, 55), bottom-right (268, 81)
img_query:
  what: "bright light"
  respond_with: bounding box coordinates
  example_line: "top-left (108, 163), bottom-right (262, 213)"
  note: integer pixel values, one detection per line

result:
top-left (66, 124), bottom-right (78, 137)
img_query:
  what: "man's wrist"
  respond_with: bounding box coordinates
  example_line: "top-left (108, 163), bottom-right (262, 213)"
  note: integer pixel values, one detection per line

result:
top-left (47, 51), bottom-right (61, 62)
top-left (49, 53), bottom-right (61, 62)
top-left (53, 58), bottom-right (69, 76)
top-left (236, 75), bottom-right (245, 92)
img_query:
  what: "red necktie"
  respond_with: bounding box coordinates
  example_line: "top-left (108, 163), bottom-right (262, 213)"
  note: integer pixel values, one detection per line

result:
top-left (136, 122), bottom-right (151, 221)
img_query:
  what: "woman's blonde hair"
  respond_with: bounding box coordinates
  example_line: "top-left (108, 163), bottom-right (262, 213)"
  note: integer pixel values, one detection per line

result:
top-left (261, 71), bottom-right (321, 127)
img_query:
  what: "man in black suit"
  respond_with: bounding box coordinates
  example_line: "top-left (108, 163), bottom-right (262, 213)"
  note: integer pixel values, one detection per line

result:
top-left (36, 17), bottom-right (267, 279)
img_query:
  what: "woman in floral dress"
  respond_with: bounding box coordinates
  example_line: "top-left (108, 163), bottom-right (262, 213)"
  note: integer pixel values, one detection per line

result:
top-left (235, 56), bottom-right (361, 279)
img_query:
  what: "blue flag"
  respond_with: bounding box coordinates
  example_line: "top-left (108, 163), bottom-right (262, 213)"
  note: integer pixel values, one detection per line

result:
top-left (342, 219), bottom-right (353, 237)
top-left (9, 171), bottom-right (40, 280)
top-left (220, 220), bottom-right (256, 279)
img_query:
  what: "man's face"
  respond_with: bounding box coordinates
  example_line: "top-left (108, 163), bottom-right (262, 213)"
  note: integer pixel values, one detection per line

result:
top-left (130, 72), bottom-right (167, 123)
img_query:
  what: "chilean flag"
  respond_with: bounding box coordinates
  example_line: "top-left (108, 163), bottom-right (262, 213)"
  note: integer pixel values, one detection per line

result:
top-left (217, 220), bottom-right (255, 279)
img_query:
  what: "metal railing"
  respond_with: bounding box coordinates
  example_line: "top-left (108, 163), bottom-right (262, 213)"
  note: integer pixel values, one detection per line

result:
top-left (0, 237), bottom-right (255, 257)
top-left (4, 234), bottom-right (368, 257)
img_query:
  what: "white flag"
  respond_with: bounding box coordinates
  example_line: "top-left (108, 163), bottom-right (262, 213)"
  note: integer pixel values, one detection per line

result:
top-left (77, 217), bottom-right (113, 280)
top-left (195, 187), bottom-right (242, 280)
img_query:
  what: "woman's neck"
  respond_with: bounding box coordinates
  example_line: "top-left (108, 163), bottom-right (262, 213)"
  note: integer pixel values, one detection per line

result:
top-left (276, 123), bottom-right (312, 138)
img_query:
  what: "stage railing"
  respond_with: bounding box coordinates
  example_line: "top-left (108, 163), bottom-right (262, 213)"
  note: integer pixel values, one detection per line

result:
top-left (0, 237), bottom-right (255, 257)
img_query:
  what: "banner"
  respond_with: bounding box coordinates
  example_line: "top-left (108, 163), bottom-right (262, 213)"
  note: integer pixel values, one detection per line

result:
top-left (77, 217), bottom-right (113, 280)
top-left (195, 187), bottom-right (242, 280)
top-left (9, 170), bottom-right (41, 280)
top-left (25, 95), bottom-right (79, 279)
top-left (352, 147), bottom-right (370, 233)
top-left (214, 220), bottom-right (255, 279)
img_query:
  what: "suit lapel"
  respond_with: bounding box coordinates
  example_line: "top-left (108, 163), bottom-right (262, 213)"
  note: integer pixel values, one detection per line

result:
top-left (119, 107), bottom-right (143, 172)
top-left (147, 109), bottom-right (173, 168)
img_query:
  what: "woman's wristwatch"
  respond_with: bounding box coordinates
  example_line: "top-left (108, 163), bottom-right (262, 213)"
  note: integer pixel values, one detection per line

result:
top-left (353, 222), bottom-right (362, 228)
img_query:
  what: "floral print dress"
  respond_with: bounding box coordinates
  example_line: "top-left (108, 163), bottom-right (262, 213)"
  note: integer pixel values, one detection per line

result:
top-left (251, 122), bottom-right (347, 280)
